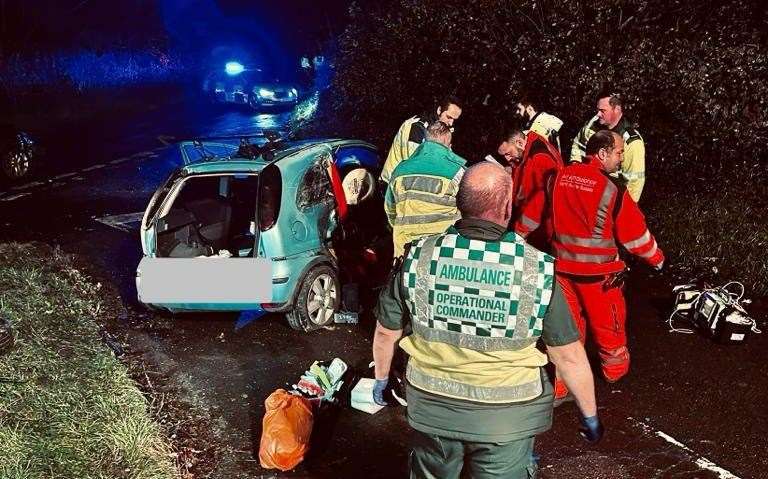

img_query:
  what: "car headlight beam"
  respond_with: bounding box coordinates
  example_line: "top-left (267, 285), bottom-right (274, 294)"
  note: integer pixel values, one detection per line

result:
top-left (258, 88), bottom-right (275, 98)
top-left (225, 61), bottom-right (245, 76)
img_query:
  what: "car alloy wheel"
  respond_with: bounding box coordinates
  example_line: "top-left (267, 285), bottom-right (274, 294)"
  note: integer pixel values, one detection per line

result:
top-left (286, 264), bottom-right (340, 332)
top-left (307, 272), bottom-right (338, 326)
top-left (2, 142), bottom-right (33, 180)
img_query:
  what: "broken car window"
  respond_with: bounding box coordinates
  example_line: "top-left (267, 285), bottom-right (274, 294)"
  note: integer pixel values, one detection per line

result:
top-left (297, 157), bottom-right (332, 209)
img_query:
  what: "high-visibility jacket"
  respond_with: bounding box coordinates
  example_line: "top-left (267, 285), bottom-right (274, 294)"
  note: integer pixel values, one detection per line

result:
top-left (385, 141), bottom-right (466, 256)
top-left (524, 111), bottom-right (563, 153)
top-left (380, 116), bottom-right (428, 184)
top-left (400, 227), bottom-right (555, 403)
top-left (551, 156), bottom-right (664, 276)
top-left (570, 115), bottom-right (646, 202)
top-left (512, 132), bottom-right (563, 238)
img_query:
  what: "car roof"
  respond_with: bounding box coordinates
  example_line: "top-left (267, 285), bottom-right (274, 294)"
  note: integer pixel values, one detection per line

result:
top-left (183, 159), bottom-right (268, 174)
top-left (181, 138), bottom-right (375, 175)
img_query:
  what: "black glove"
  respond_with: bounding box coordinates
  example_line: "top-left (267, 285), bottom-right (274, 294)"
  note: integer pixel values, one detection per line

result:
top-left (579, 415), bottom-right (604, 444)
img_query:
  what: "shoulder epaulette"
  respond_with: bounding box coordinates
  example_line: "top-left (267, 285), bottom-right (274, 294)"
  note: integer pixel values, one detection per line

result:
top-left (622, 128), bottom-right (643, 144)
top-left (407, 117), bottom-right (427, 144)
top-left (616, 117), bottom-right (643, 143)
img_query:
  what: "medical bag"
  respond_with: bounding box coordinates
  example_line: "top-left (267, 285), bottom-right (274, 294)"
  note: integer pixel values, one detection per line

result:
top-left (669, 282), bottom-right (760, 344)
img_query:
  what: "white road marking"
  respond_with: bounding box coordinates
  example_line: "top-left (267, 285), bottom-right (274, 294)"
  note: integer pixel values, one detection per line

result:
top-left (10, 181), bottom-right (44, 191)
top-left (0, 147), bottom-right (163, 199)
top-left (94, 212), bottom-right (145, 233)
top-left (157, 135), bottom-right (176, 146)
top-left (52, 172), bottom-right (77, 180)
top-left (629, 417), bottom-right (742, 479)
top-left (0, 192), bottom-right (30, 202)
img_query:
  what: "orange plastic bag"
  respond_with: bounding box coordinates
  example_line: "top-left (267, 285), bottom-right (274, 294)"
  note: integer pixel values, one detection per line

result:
top-left (258, 389), bottom-right (314, 471)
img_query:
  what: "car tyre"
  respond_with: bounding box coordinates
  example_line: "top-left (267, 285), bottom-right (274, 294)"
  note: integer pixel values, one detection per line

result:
top-left (286, 264), bottom-right (340, 332)
top-left (2, 139), bottom-right (34, 180)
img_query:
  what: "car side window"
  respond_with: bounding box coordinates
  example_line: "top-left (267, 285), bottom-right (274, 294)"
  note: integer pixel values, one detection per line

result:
top-left (334, 145), bottom-right (380, 171)
top-left (296, 158), bottom-right (332, 209)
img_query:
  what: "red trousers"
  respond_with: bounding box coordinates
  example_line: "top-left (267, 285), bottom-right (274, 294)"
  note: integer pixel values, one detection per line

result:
top-left (556, 274), bottom-right (630, 387)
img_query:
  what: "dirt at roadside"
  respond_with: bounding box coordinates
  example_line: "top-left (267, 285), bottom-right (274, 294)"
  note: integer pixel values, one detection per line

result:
top-left (65, 253), bottom-right (224, 478)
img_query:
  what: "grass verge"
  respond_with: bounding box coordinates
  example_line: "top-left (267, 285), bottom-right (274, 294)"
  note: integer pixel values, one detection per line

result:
top-left (646, 171), bottom-right (768, 297)
top-left (0, 242), bottom-right (176, 479)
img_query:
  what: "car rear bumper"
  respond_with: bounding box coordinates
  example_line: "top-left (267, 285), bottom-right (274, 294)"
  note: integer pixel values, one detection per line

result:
top-left (135, 252), bottom-right (333, 313)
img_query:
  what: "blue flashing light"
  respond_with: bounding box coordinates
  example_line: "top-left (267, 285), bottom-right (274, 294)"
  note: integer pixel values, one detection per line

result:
top-left (258, 88), bottom-right (274, 98)
top-left (225, 61), bottom-right (245, 76)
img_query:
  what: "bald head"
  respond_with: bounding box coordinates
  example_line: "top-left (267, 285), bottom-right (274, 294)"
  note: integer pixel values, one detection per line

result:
top-left (456, 162), bottom-right (514, 226)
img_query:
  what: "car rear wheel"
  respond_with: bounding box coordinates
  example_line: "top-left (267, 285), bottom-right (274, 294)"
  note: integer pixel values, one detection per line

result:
top-left (286, 265), bottom-right (339, 332)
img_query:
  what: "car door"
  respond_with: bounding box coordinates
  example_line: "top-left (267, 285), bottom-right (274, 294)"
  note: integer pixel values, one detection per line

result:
top-left (137, 171), bottom-right (270, 311)
top-left (140, 168), bottom-right (185, 256)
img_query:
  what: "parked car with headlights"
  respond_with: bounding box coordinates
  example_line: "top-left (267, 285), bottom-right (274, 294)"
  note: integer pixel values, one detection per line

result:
top-left (202, 62), bottom-right (299, 110)
top-left (136, 136), bottom-right (390, 331)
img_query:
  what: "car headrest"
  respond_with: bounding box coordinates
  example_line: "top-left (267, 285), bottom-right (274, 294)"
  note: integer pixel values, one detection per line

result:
top-left (341, 168), bottom-right (375, 205)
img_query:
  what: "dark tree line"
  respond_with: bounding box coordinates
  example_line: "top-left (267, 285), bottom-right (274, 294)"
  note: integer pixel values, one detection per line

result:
top-left (321, 0), bottom-right (768, 179)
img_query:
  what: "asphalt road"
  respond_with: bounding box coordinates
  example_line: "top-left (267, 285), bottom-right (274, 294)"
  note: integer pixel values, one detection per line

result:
top-left (0, 91), bottom-right (765, 479)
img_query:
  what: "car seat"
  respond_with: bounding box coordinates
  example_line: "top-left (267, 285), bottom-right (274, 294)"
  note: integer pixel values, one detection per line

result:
top-left (185, 198), bottom-right (232, 253)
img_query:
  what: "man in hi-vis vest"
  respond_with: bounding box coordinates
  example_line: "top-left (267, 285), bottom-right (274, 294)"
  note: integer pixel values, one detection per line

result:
top-left (372, 163), bottom-right (603, 478)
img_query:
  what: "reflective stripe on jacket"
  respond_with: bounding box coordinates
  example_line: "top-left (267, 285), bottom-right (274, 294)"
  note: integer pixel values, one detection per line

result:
top-left (381, 116), bottom-right (427, 184)
top-left (570, 115), bottom-right (646, 202)
top-left (551, 156), bottom-right (664, 275)
top-left (512, 132), bottom-right (563, 238)
top-left (385, 141), bottom-right (466, 256)
top-left (399, 228), bottom-right (554, 403)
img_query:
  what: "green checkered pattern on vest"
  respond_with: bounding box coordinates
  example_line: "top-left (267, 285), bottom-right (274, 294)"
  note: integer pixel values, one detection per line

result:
top-left (403, 230), bottom-right (554, 344)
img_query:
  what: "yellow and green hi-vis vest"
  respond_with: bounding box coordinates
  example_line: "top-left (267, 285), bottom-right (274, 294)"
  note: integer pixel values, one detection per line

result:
top-left (399, 227), bottom-right (555, 403)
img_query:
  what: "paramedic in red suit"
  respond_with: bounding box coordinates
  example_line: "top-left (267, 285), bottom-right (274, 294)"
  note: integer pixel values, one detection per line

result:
top-left (496, 128), bottom-right (562, 249)
top-left (550, 130), bottom-right (664, 401)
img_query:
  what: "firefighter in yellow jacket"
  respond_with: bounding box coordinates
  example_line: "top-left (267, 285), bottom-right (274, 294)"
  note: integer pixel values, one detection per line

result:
top-left (570, 92), bottom-right (646, 202)
top-left (380, 96), bottom-right (462, 185)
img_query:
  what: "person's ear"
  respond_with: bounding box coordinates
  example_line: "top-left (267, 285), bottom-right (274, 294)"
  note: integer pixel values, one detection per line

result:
top-left (503, 189), bottom-right (514, 222)
top-left (436, 106), bottom-right (442, 117)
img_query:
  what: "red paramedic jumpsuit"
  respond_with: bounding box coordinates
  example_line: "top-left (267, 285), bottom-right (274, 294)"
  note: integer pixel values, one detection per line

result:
top-left (550, 155), bottom-right (664, 396)
top-left (511, 131), bottom-right (563, 251)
